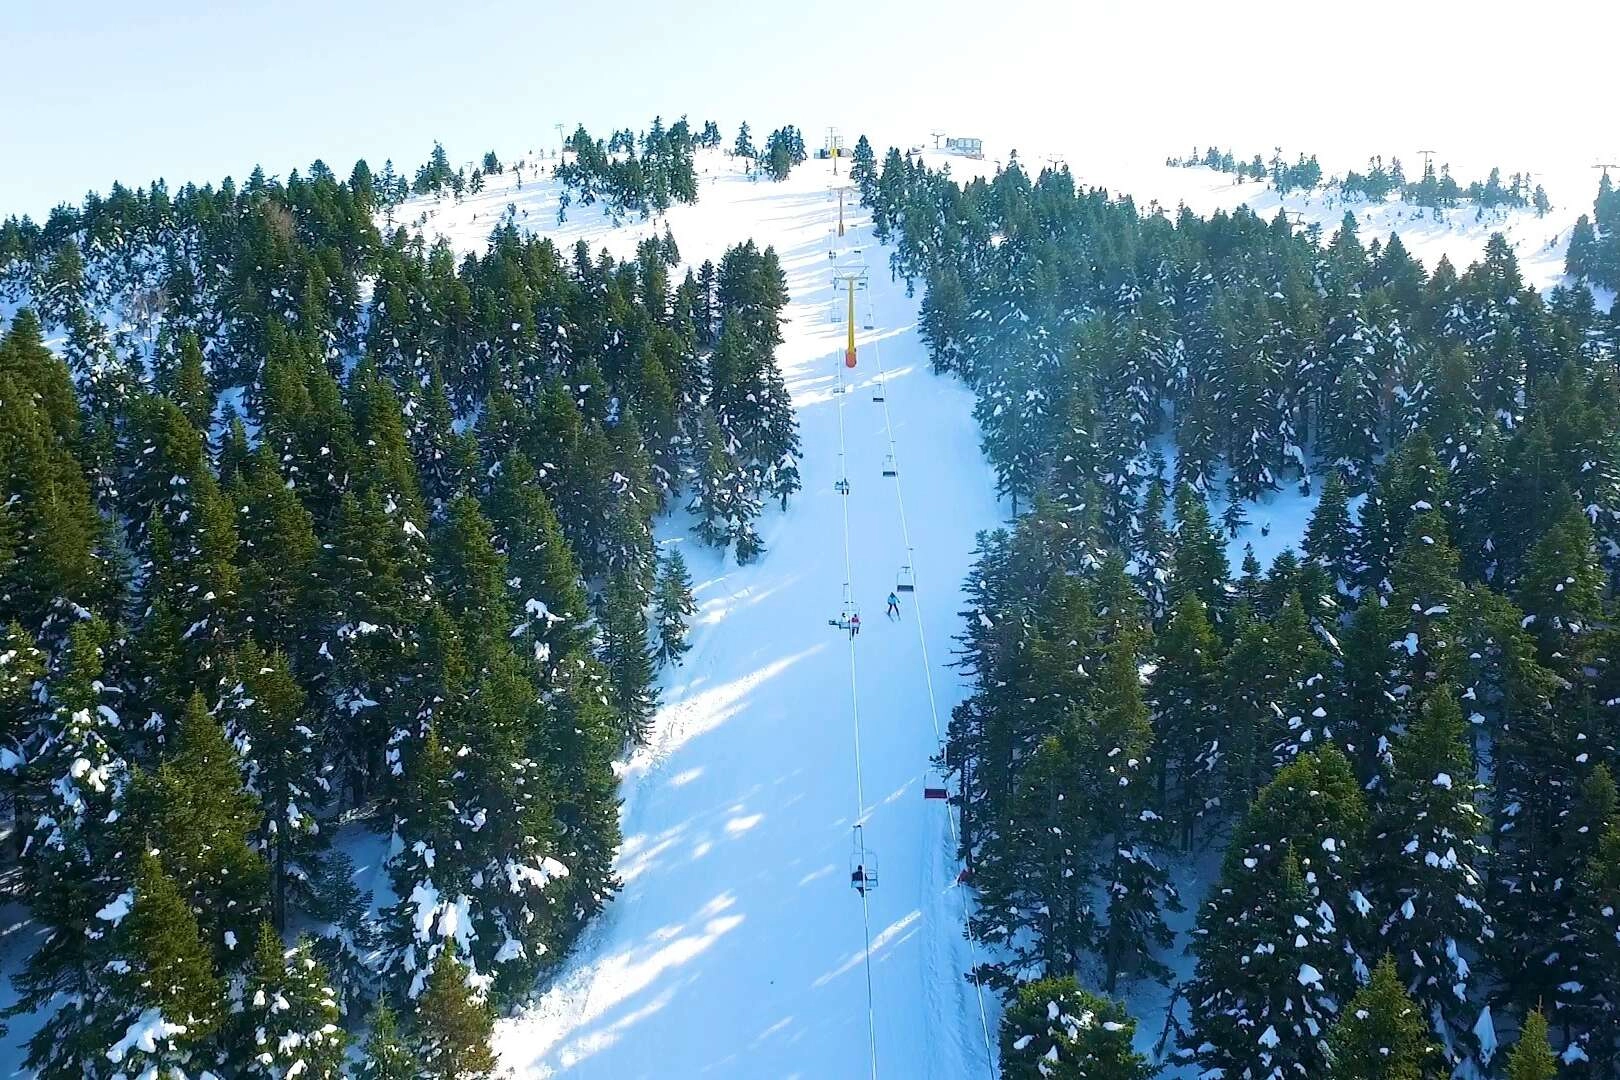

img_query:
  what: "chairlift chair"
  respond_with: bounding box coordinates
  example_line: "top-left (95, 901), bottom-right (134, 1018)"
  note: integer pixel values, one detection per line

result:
top-left (881, 453), bottom-right (898, 478)
top-left (872, 379), bottom-right (886, 403)
top-left (896, 565), bottom-right (916, 593)
top-left (834, 477), bottom-right (850, 495)
top-left (849, 826), bottom-right (879, 894)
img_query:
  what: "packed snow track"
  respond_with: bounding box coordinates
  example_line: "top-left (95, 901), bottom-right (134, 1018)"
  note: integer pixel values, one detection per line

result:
top-left (408, 151), bottom-right (1004, 1077)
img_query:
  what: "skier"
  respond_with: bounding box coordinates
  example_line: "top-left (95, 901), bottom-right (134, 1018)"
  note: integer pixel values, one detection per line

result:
top-left (848, 612), bottom-right (861, 639)
top-left (851, 864), bottom-right (869, 896)
top-left (886, 592), bottom-right (900, 619)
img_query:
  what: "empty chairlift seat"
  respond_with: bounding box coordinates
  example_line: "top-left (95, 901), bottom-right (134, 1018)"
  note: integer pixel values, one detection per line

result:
top-left (881, 453), bottom-right (898, 477)
top-left (896, 565), bottom-right (916, 593)
top-left (871, 378), bottom-right (886, 403)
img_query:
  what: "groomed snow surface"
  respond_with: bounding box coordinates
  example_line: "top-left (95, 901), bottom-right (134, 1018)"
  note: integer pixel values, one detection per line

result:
top-left (409, 152), bottom-right (1004, 1077)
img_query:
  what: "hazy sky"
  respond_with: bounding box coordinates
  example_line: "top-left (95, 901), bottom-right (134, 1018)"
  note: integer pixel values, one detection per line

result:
top-left (6, 0), bottom-right (1616, 217)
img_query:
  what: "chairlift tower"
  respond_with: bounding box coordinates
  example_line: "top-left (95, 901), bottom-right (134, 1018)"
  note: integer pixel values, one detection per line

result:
top-left (829, 183), bottom-right (855, 241)
top-left (825, 127), bottom-right (844, 175)
top-left (831, 253), bottom-right (869, 367)
top-left (930, 129), bottom-right (946, 149)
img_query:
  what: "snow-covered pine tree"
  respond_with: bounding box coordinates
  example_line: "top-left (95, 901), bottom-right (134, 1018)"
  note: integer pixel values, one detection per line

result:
top-left (122, 691), bottom-right (271, 960)
top-left (356, 1002), bottom-right (422, 1080)
top-left (230, 922), bottom-right (348, 1079)
top-left (411, 943), bottom-right (499, 1080)
top-left (1083, 613), bottom-right (1179, 992)
top-left (999, 977), bottom-right (1153, 1080)
top-left (1168, 483), bottom-right (1230, 618)
top-left (485, 451), bottom-right (593, 673)
top-left (1187, 746), bottom-right (1370, 1080)
top-left (94, 852), bottom-right (227, 1080)
top-left (1150, 593), bottom-right (1223, 849)
top-left (8, 618), bottom-right (135, 1077)
top-left (224, 645), bottom-right (328, 932)
top-left (1302, 469), bottom-right (1360, 595)
top-left (652, 547), bottom-right (696, 667)
top-left (1366, 686), bottom-right (1491, 1074)
top-left (601, 569), bottom-right (658, 745)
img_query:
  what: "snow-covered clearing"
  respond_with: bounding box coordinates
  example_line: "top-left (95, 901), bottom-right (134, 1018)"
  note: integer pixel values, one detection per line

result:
top-left (402, 151), bottom-right (1004, 1076)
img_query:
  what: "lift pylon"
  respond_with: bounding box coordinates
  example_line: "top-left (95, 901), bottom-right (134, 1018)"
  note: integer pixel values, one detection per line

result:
top-left (831, 255), bottom-right (868, 370)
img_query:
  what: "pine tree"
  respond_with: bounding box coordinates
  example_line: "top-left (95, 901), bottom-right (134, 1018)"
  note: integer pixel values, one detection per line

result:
top-left (225, 645), bottom-right (326, 932)
top-left (486, 452), bottom-right (592, 669)
top-left (732, 122), bottom-right (756, 163)
top-left (1188, 747), bottom-right (1370, 1080)
top-left (98, 852), bottom-right (227, 1080)
top-left (9, 619), bottom-right (134, 1078)
top-left (0, 369), bottom-right (108, 634)
top-left (1303, 468), bottom-right (1359, 593)
top-left (233, 447), bottom-right (321, 661)
top-left (1568, 813), bottom-right (1620, 1074)
top-left (1505, 1009), bottom-right (1559, 1080)
top-left (1132, 468), bottom-right (1173, 619)
top-left (124, 692), bottom-right (271, 959)
top-left (433, 493), bottom-right (512, 663)
top-left (317, 485), bottom-right (434, 805)
top-left (999, 977), bottom-right (1153, 1080)
top-left (1084, 615), bottom-right (1178, 992)
top-left (173, 331), bottom-right (212, 431)
top-left (1151, 593), bottom-right (1223, 848)
top-left (412, 944), bottom-right (499, 1080)
top-left (652, 547), bottom-right (696, 667)
top-left (602, 569), bottom-right (658, 745)
top-left (1325, 954), bottom-right (1440, 1080)
top-left (356, 1002), bottom-right (421, 1080)
top-left (1367, 688), bottom-right (1490, 1074)
top-left (1169, 483), bottom-right (1229, 616)
top-left (232, 922), bottom-right (348, 1079)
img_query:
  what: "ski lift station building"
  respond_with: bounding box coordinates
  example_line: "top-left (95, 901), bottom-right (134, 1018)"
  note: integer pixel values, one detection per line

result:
top-left (944, 136), bottom-right (984, 159)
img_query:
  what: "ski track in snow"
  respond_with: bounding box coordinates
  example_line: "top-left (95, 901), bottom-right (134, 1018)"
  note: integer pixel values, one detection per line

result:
top-left (406, 152), bottom-right (1003, 1078)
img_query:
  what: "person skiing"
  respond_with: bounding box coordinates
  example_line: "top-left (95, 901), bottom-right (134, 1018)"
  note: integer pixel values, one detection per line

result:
top-left (848, 612), bottom-right (861, 639)
top-left (886, 592), bottom-right (900, 619)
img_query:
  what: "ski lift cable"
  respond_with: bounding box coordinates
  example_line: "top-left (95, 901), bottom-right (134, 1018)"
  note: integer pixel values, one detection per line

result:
top-left (834, 345), bottom-right (881, 1080)
top-left (859, 240), bottom-right (997, 1077)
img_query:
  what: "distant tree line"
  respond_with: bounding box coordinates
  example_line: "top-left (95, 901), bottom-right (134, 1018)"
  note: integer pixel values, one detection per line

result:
top-left (1167, 145), bottom-right (1550, 212)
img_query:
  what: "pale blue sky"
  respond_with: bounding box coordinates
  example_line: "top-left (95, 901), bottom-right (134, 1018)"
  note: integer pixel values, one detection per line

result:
top-left (6, 0), bottom-right (1615, 218)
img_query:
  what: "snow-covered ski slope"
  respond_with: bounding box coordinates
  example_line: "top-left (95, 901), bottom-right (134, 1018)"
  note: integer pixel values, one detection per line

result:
top-left (399, 151), bottom-right (1003, 1077)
